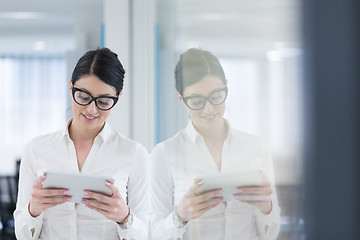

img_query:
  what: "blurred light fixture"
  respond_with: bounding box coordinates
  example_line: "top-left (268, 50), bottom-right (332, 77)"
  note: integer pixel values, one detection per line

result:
top-left (186, 41), bottom-right (200, 49)
top-left (34, 41), bottom-right (46, 51)
top-left (267, 41), bottom-right (302, 61)
top-left (0, 11), bottom-right (45, 19)
top-left (267, 50), bottom-right (282, 61)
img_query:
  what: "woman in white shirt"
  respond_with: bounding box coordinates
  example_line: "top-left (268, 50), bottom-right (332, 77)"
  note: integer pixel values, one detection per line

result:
top-left (150, 48), bottom-right (281, 239)
top-left (14, 48), bottom-right (149, 240)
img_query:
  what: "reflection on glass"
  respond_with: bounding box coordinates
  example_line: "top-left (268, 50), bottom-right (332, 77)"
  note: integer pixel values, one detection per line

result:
top-left (155, 0), bottom-right (303, 239)
top-left (150, 48), bottom-right (281, 239)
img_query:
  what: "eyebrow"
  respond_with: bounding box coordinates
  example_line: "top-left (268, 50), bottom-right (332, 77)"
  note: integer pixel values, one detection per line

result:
top-left (77, 87), bottom-right (115, 97)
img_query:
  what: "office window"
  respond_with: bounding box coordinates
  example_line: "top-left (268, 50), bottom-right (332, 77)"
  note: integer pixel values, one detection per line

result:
top-left (0, 55), bottom-right (67, 173)
top-left (221, 48), bottom-right (302, 159)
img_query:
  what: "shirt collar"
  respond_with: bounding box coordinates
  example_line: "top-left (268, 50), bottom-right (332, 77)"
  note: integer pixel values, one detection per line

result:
top-left (185, 120), bottom-right (200, 143)
top-left (185, 118), bottom-right (233, 143)
top-left (62, 118), bottom-right (112, 143)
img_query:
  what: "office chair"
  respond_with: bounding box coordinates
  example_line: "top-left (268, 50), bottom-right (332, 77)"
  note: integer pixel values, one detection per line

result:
top-left (0, 159), bottom-right (20, 238)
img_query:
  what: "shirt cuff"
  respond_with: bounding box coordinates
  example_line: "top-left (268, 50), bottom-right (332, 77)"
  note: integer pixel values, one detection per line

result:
top-left (19, 202), bottom-right (44, 239)
top-left (163, 212), bottom-right (187, 239)
top-left (117, 214), bottom-right (148, 240)
top-left (255, 205), bottom-right (281, 240)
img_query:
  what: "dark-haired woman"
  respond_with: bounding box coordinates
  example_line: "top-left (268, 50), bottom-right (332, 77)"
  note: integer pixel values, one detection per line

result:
top-left (150, 48), bottom-right (280, 239)
top-left (14, 48), bottom-right (148, 239)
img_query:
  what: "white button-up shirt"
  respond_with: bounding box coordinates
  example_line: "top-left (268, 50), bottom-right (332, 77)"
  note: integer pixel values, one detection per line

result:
top-left (150, 120), bottom-right (280, 240)
top-left (14, 120), bottom-right (149, 240)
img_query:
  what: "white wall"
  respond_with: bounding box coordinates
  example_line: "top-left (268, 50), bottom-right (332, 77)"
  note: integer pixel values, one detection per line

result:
top-left (103, 0), bottom-right (155, 150)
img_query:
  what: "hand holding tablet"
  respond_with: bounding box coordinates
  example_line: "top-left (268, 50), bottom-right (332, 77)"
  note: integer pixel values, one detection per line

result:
top-left (42, 171), bottom-right (114, 203)
top-left (194, 169), bottom-right (264, 202)
top-left (29, 175), bottom-right (70, 217)
top-left (40, 171), bottom-right (130, 223)
top-left (175, 181), bottom-right (223, 222)
top-left (234, 173), bottom-right (273, 214)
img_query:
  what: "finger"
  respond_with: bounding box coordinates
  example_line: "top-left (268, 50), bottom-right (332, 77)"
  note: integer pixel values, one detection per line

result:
top-left (34, 196), bottom-right (70, 205)
top-left (188, 181), bottom-right (204, 196)
top-left (237, 186), bottom-right (272, 195)
top-left (197, 200), bottom-right (221, 216)
top-left (104, 181), bottom-right (119, 198)
top-left (85, 202), bottom-right (109, 216)
top-left (260, 173), bottom-right (271, 186)
top-left (33, 188), bottom-right (69, 198)
top-left (42, 189), bottom-right (69, 197)
top-left (33, 175), bottom-right (46, 189)
top-left (82, 198), bottom-right (111, 212)
top-left (197, 197), bottom-right (222, 210)
top-left (83, 190), bottom-right (112, 204)
top-left (196, 189), bottom-right (223, 203)
top-left (234, 194), bottom-right (271, 202)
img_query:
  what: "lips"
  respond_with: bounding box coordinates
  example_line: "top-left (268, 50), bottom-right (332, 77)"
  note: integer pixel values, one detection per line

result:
top-left (82, 113), bottom-right (98, 121)
top-left (201, 113), bottom-right (217, 119)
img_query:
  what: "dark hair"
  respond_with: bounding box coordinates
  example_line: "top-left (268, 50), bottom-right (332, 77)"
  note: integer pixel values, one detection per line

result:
top-left (175, 48), bottom-right (226, 95)
top-left (71, 48), bottom-right (125, 95)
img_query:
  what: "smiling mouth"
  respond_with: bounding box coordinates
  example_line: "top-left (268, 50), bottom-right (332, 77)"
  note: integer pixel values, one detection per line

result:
top-left (82, 114), bottom-right (98, 120)
top-left (201, 114), bottom-right (217, 119)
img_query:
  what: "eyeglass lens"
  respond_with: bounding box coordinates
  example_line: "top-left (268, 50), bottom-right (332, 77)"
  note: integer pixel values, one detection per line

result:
top-left (74, 90), bottom-right (115, 110)
top-left (186, 89), bottom-right (227, 110)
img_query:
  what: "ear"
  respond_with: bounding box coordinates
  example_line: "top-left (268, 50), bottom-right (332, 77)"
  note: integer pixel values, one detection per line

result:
top-left (119, 91), bottom-right (123, 97)
top-left (68, 80), bottom-right (72, 91)
top-left (176, 92), bottom-right (189, 110)
top-left (176, 92), bottom-right (183, 102)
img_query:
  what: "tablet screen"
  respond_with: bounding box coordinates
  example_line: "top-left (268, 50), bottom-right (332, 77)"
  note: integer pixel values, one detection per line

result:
top-left (42, 171), bottom-right (114, 203)
top-left (194, 170), bottom-right (263, 201)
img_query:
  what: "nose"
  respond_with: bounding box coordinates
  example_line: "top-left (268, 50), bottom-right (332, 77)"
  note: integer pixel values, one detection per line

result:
top-left (86, 100), bottom-right (98, 114)
top-left (201, 100), bottom-right (214, 113)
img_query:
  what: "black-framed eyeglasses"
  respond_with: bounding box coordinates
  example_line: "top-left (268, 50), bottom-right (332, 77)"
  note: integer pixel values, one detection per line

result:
top-left (182, 87), bottom-right (228, 110)
top-left (72, 86), bottom-right (119, 111)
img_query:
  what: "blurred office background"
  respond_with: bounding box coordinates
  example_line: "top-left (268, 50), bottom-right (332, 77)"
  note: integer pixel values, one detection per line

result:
top-left (1, 0), bottom-right (359, 239)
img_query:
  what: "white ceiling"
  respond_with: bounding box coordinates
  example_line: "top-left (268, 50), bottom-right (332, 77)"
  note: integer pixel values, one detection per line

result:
top-left (0, 0), bottom-right (102, 54)
top-left (176, 0), bottom-right (300, 57)
top-left (0, 0), bottom-right (300, 56)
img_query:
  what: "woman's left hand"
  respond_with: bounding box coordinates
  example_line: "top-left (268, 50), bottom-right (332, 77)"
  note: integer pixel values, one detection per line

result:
top-left (82, 181), bottom-right (129, 223)
top-left (233, 174), bottom-right (273, 215)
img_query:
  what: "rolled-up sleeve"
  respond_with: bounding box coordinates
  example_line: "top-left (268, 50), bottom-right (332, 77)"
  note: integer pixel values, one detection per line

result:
top-left (255, 139), bottom-right (281, 240)
top-left (118, 143), bottom-right (150, 239)
top-left (150, 144), bottom-right (186, 239)
top-left (14, 141), bottom-right (44, 239)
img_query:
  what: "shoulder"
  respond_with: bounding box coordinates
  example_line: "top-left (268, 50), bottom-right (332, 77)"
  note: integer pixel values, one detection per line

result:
top-left (108, 129), bottom-right (149, 156)
top-left (151, 128), bottom-right (188, 155)
top-left (21, 129), bottom-right (64, 160)
top-left (230, 128), bottom-right (268, 148)
top-left (25, 129), bottom-right (64, 148)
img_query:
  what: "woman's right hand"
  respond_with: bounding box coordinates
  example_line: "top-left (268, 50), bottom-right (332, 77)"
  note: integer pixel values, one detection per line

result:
top-left (29, 175), bottom-right (70, 217)
top-left (176, 181), bottom-right (223, 222)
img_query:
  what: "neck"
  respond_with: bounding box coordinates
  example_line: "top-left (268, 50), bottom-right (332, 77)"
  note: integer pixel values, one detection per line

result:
top-left (68, 119), bottom-right (104, 143)
top-left (193, 118), bottom-right (227, 142)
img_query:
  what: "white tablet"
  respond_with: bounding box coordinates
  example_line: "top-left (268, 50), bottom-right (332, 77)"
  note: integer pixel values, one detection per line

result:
top-left (194, 170), bottom-right (263, 202)
top-left (42, 171), bottom-right (114, 203)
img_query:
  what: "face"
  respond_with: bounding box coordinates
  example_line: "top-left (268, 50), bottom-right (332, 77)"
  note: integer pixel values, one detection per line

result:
top-left (69, 75), bottom-right (121, 131)
top-left (178, 75), bottom-right (227, 129)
